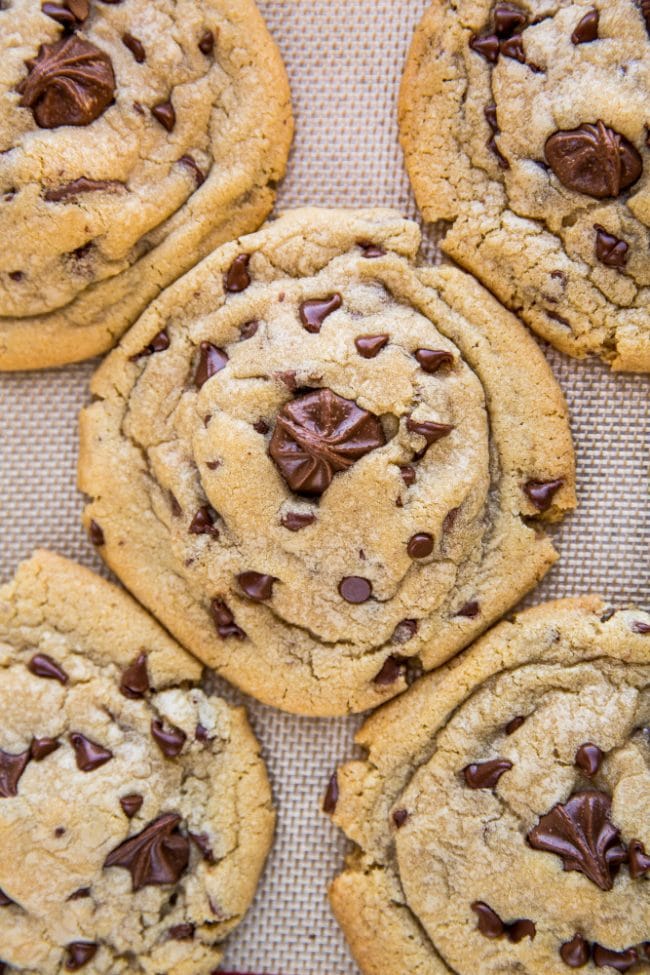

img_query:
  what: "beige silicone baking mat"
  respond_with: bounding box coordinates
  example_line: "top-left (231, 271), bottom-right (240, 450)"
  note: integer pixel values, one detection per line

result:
top-left (1, 1), bottom-right (649, 972)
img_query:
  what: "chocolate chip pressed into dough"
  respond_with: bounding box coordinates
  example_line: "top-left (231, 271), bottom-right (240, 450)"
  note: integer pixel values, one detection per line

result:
top-left (79, 207), bottom-right (576, 716)
top-left (0, 551), bottom-right (274, 974)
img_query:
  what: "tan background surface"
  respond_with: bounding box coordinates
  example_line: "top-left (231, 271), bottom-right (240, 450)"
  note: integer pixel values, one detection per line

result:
top-left (0, 2), bottom-right (648, 972)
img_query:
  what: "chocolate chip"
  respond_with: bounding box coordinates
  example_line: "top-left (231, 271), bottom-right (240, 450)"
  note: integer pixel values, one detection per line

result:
top-left (393, 808), bottom-right (408, 828)
top-left (189, 505), bottom-right (219, 537)
top-left (471, 902), bottom-right (505, 938)
top-left (505, 716), bottom-right (526, 735)
top-left (642, 0), bottom-right (650, 34)
top-left (240, 320), bottom-right (259, 340)
top-left (407, 533), bottom-right (434, 559)
top-left (508, 920), bottom-right (536, 943)
top-left (527, 790), bottom-right (627, 890)
top-left (104, 812), bottom-right (190, 891)
top-left (195, 723), bottom-right (210, 742)
top-left (281, 512), bottom-right (316, 531)
top-left (399, 465), bottom-right (416, 487)
top-left (28, 653), bottom-right (68, 685)
top-left (488, 133), bottom-right (510, 169)
top-left (151, 100), bottom-right (176, 132)
top-left (253, 419), bottom-right (270, 434)
top-left (198, 29), bottom-right (215, 55)
top-left (270, 389), bottom-right (385, 495)
top-left (572, 10), bottom-right (599, 44)
top-left (628, 839), bottom-right (650, 879)
top-left (194, 342), bottom-right (228, 388)
top-left (69, 733), bottom-right (113, 772)
top-left (494, 5), bottom-right (527, 37)
top-left (500, 35), bottom-right (525, 61)
top-left (18, 36), bottom-right (115, 128)
top-left (415, 349), bottom-right (454, 373)
top-left (406, 417), bottom-right (453, 454)
top-left (9, 271), bottom-right (23, 281)
top-left (178, 154), bottom-right (205, 186)
top-left (339, 576), bottom-right (372, 604)
top-left (169, 923), bottom-right (194, 941)
top-left (0, 748), bottom-right (31, 796)
top-left (392, 619), bottom-right (418, 644)
top-left (575, 742), bottom-right (604, 776)
top-left (469, 34), bottom-right (500, 62)
top-left (30, 737), bottom-right (61, 760)
top-left (443, 508), bottom-right (459, 533)
top-left (170, 493), bottom-right (182, 517)
top-left (130, 328), bottom-right (170, 360)
top-left (55, 826), bottom-right (66, 837)
top-left (631, 620), bottom-right (650, 634)
top-left (592, 946), bottom-right (639, 972)
top-left (561, 933), bottom-right (591, 967)
top-left (323, 772), bottom-right (339, 813)
top-left (238, 572), bottom-right (276, 601)
top-left (463, 758), bottom-right (513, 789)
top-left (355, 334), bottom-right (389, 358)
top-left (67, 887), bottom-right (91, 901)
top-left (524, 478), bottom-right (564, 511)
top-left (373, 656), bottom-right (405, 686)
top-left (211, 598), bottom-right (246, 639)
top-left (0, 888), bottom-right (13, 907)
top-left (546, 310), bottom-right (571, 328)
top-left (44, 177), bottom-right (124, 202)
top-left (120, 794), bottom-right (144, 819)
top-left (119, 652), bottom-right (149, 699)
top-left (88, 520), bottom-right (105, 546)
top-left (595, 225), bottom-right (630, 268)
top-left (456, 600), bottom-right (480, 619)
top-left (225, 254), bottom-right (251, 293)
top-left (42, 1), bottom-right (85, 28)
top-left (151, 720), bottom-right (187, 759)
top-left (65, 943), bottom-right (97, 971)
top-left (545, 122), bottom-right (642, 199)
top-left (358, 241), bottom-right (385, 258)
top-left (122, 33), bottom-right (145, 62)
top-left (299, 294), bottom-right (342, 333)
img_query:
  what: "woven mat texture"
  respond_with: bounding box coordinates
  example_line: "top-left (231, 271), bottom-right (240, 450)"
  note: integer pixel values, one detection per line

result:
top-left (1, 2), bottom-right (649, 973)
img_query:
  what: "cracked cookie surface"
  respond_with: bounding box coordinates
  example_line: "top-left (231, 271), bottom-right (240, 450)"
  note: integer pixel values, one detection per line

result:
top-left (0, 0), bottom-right (292, 370)
top-left (0, 550), bottom-right (275, 974)
top-left (78, 207), bottom-right (576, 716)
top-left (329, 597), bottom-right (650, 975)
top-left (399, 0), bottom-right (650, 371)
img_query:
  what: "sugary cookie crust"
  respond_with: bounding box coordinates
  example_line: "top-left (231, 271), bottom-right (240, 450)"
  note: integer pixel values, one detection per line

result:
top-left (0, 550), bottom-right (275, 974)
top-left (329, 597), bottom-right (650, 975)
top-left (0, 0), bottom-right (293, 370)
top-left (399, 0), bottom-right (650, 371)
top-left (79, 207), bottom-right (576, 716)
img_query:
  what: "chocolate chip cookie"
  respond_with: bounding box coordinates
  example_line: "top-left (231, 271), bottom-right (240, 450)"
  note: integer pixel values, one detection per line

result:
top-left (0, 550), bottom-right (275, 973)
top-left (78, 207), bottom-right (576, 716)
top-left (400, 1), bottom-right (650, 371)
top-left (0, 0), bottom-right (292, 370)
top-left (329, 597), bottom-right (650, 975)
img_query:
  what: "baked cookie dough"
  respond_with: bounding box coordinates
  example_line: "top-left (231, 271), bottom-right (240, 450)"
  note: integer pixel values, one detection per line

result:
top-left (0, 0), bottom-right (292, 370)
top-left (399, 1), bottom-right (650, 371)
top-left (329, 597), bottom-right (650, 975)
top-left (78, 207), bottom-right (576, 717)
top-left (0, 550), bottom-right (275, 974)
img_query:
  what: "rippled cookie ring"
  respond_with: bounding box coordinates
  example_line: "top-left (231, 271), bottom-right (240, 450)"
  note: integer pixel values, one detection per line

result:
top-left (0, 0), bottom-right (292, 370)
top-left (400, 1), bottom-right (649, 371)
top-left (79, 208), bottom-right (576, 716)
top-left (0, 551), bottom-right (274, 974)
top-left (329, 598), bottom-right (650, 975)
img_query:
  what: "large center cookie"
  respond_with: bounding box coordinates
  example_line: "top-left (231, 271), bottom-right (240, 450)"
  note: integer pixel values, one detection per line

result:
top-left (400, 0), bottom-right (650, 371)
top-left (0, 551), bottom-right (275, 975)
top-left (329, 598), bottom-right (650, 975)
top-left (0, 0), bottom-right (292, 370)
top-left (78, 208), bottom-right (576, 716)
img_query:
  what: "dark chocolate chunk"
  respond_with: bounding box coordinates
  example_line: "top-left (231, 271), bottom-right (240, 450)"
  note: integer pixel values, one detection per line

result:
top-left (355, 334), bottom-right (389, 358)
top-left (151, 720), bottom-right (187, 759)
top-left (595, 225), bottom-right (630, 268)
top-left (30, 737), bottom-right (61, 761)
top-left (323, 772), bottom-right (339, 814)
top-left (104, 812), bottom-right (190, 890)
top-left (407, 533), bottom-right (434, 559)
top-left (119, 652), bottom-right (149, 699)
top-left (524, 478), bottom-right (564, 511)
top-left (0, 748), bottom-right (31, 797)
top-left (299, 294), bottom-right (342, 333)
top-left (225, 254), bottom-right (251, 293)
top-left (545, 122), bottom-right (642, 199)
top-left (211, 598), bottom-right (246, 639)
top-left (237, 572), bottom-right (276, 601)
top-left (561, 933), bottom-right (591, 968)
top-left (339, 576), bottom-right (372, 604)
top-left (572, 10), bottom-right (599, 44)
top-left (120, 794), bottom-right (144, 819)
top-left (28, 653), bottom-right (68, 685)
top-left (130, 329), bottom-right (170, 360)
top-left (151, 100), bottom-right (176, 132)
top-left (69, 733), bottom-right (113, 772)
top-left (463, 758), bottom-right (513, 789)
top-left (415, 349), bottom-right (454, 373)
top-left (194, 342), bottom-right (228, 388)
top-left (575, 742), bottom-right (604, 777)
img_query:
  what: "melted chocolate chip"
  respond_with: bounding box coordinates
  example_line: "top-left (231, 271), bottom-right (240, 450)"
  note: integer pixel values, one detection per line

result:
top-left (44, 177), bottom-right (124, 202)
top-left (253, 419), bottom-right (270, 434)
top-left (237, 572), bottom-right (276, 601)
top-left (104, 812), bottom-right (190, 890)
top-left (65, 943), bottom-right (97, 971)
top-left (393, 808), bottom-right (409, 828)
top-left (151, 720), bottom-right (187, 758)
top-left (151, 100), bottom-right (176, 132)
top-left (545, 122), bottom-right (642, 199)
top-left (471, 902), bottom-right (505, 938)
top-left (270, 389), bottom-right (385, 495)
top-left (595, 225), bottom-right (630, 268)
top-left (0, 748), bottom-right (31, 796)
top-left (225, 254), bottom-right (251, 293)
top-left (119, 652), bottom-right (149, 699)
top-left (456, 600), bottom-right (481, 619)
top-left (358, 241), bottom-right (386, 258)
top-left (572, 10), bottom-right (599, 45)
top-left (527, 790), bottom-right (627, 890)
top-left (355, 334), bottom-right (389, 358)
top-left (122, 33), bottom-right (145, 62)
top-left (592, 946), bottom-right (639, 972)
top-left (392, 619), bottom-right (418, 644)
top-left (373, 656), bottom-right (405, 686)
top-left (631, 620), bottom-right (650, 634)
top-left (400, 465), bottom-right (416, 486)
top-left (198, 29), bottom-right (215, 55)
top-left (67, 888), bottom-right (91, 900)
top-left (323, 772), bottom-right (339, 813)
top-left (500, 35), bottom-right (525, 61)
top-left (18, 35), bottom-right (115, 128)
top-left (628, 839), bottom-right (650, 879)
top-left (178, 154), bottom-right (205, 186)
top-left (505, 716), bottom-right (526, 735)
top-left (28, 653), bottom-right (68, 685)
top-left (189, 831), bottom-right (215, 864)
top-left (281, 512), bottom-right (316, 532)
top-left (463, 758), bottom-right (513, 789)
top-left (339, 576), bottom-right (372, 604)
top-left (88, 520), bottom-right (105, 546)
top-left (407, 533), bottom-right (434, 559)
top-left (30, 737), bottom-right (61, 760)
top-left (240, 320), bottom-right (259, 340)
top-left (470, 34), bottom-right (500, 62)
top-left (120, 794), bottom-right (144, 819)
top-left (299, 294), bottom-right (342, 333)
top-left (169, 923), bottom-right (194, 941)
top-left (195, 723), bottom-right (210, 742)
top-left (524, 478), bottom-right (564, 511)
top-left (415, 349), bottom-right (454, 373)
top-left (406, 417), bottom-right (453, 455)
top-left (130, 329), bottom-right (170, 360)
top-left (70, 733), bottom-right (113, 772)
top-left (42, 0), bottom-right (88, 29)
top-left (508, 920), bottom-right (536, 943)
top-left (561, 933), bottom-right (591, 968)
top-left (575, 742), bottom-right (604, 777)
top-left (0, 888), bottom-right (13, 907)
top-left (494, 5), bottom-right (527, 36)
top-left (194, 342), bottom-right (228, 388)
top-left (170, 493), bottom-right (182, 517)
top-left (189, 505), bottom-right (219, 537)
top-left (211, 599), bottom-right (246, 639)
